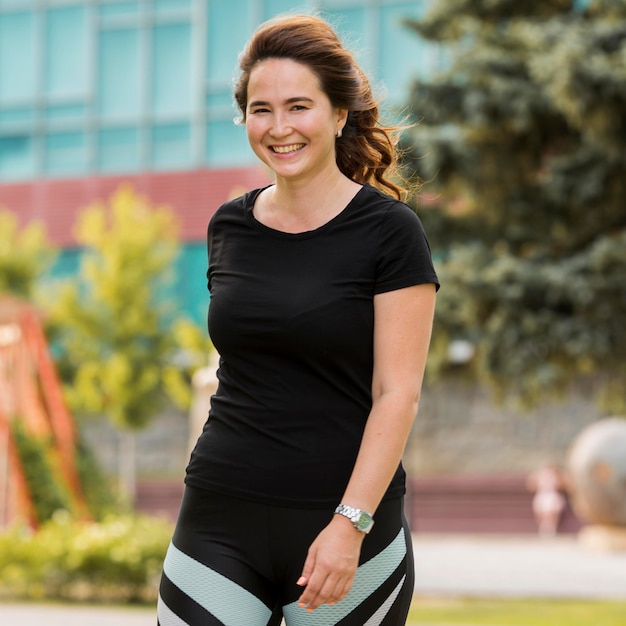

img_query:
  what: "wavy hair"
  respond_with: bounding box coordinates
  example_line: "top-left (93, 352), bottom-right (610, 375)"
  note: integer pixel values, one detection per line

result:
top-left (234, 14), bottom-right (405, 199)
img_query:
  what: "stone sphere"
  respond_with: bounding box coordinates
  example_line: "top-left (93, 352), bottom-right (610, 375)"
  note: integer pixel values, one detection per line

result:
top-left (567, 417), bottom-right (626, 525)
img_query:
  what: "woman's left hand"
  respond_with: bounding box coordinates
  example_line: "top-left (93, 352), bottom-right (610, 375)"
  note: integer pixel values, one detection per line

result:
top-left (296, 515), bottom-right (365, 612)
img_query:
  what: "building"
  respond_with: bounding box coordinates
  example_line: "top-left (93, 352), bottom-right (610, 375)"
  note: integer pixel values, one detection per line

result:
top-left (0, 0), bottom-right (441, 323)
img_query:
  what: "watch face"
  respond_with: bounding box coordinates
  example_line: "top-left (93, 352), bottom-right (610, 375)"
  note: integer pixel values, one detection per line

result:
top-left (355, 512), bottom-right (373, 532)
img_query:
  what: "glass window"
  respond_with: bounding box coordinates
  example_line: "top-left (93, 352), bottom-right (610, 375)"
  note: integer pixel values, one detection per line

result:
top-left (206, 119), bottom-right (253, 167)
top-left (99, 1), bottom-right (140, 18)
top-left (46, 103), bottom-right (87, 122)
top-left (45, 6), bottom-right (88, 97)
top-left (0, 134), bottom-right (35, 179)
top-left (207, 0), bottom-right (252, 85)
top-left (152, 23), bottom-right (192, 116)
top-left (98, 28), bottom-right (141, 119)
top-left (263, 0), bottom-right (306, 20)
top-left (154, 0), bottom-right (191, 14)
top-left (0, 11), bottom-right (36, 102)
top-left (320, 7), bottom-right (370, 73)
top-left (0, 0), bottom-right (34, 7)
top-left (98, 127), bottom-right (141, 172)
top-left (380, 3), bottom-right (435, 101)
top-left (0, 107), bottom-right (35, 128)
top-left (151, 123), bottom-right (191, 169)
top-left (44, 131), bottom-right (87, 176)
top-left (206, 90), bottom-right (235, 109)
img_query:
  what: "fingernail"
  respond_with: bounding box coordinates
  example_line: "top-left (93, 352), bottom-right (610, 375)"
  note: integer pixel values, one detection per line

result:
top-left (296, 577), bottom-right (306, 586)
top-left (298, 602), bottom-right (305, 608)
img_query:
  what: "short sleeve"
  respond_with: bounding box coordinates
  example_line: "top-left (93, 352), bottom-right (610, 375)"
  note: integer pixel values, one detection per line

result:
top-left (374, 201), bottom-right (440, 294)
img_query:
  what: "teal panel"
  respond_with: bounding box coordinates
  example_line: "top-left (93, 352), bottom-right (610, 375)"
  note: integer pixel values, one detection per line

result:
top-left (380, 3), bottom-right (434, 101)
top-left (98, 127), bottom-right (141, 172)
top-left (206, 90), bottom-right (234, 109)
top-left (154, 0), bottom-right (192, 13)
top-left (98, 28), bottom-right (141, 119)
top-left (174, 243), bottom-right (210, 326)
top-left (0, 134), bottom-right (35, 179)
top-left (46, 103), bottom-right (87, 122)
top-left (45, 6), bottom-right (88, 97)
top-left (0, 12), bottom-right (36, 101)
top-left (0, 107), bottom-right (35, 127)
top-left (44, 131), bottom-right (87, 175)
top-left (319, 7), bottom-right (369, 72)
top-left (99, 1), bottom-right (140, 18)
top-left (263, 0), bottom-right (308, 20)
top-left (205, 119), bottom-right (253, 167)
top-left (151, 123), bottom-right (191, 169)
top-left (152, 22), bottom-right (192, 116)
top-left (46, 247), bottom-right (82, 282)
top-left (207, 0), bottom-right (252, 84)
top-left (0, 0), bottom-right (35, 7)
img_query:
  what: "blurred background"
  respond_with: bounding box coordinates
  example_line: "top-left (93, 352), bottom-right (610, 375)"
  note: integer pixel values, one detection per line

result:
top-left (1, 0), bottom-right (625, 618)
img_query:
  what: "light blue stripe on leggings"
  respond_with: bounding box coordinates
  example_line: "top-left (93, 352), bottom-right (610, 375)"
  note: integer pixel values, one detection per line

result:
top-left (282, 528), bottom-right (406, 626)
top-left (163, 542), bottom-right (272, 626)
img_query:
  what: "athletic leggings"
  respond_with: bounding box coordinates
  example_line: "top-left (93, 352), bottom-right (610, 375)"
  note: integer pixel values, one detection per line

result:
top-left (157, 485), bottom-right (414, 625)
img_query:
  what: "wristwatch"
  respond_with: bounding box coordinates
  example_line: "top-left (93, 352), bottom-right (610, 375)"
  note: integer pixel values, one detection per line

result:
top-left (334, 504), bottom-right (375, 534)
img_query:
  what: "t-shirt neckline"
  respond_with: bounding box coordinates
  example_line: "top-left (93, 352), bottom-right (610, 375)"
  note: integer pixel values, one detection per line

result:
top-left (245, 184), bottom-right (368, 240)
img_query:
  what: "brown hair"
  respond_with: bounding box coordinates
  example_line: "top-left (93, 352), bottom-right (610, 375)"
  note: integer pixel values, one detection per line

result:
top-left (234, 14), bottom-right (405, 199)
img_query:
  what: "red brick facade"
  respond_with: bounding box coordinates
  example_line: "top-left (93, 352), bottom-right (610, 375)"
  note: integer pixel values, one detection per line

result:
top-left (0, 167), bottom-right (272, 247)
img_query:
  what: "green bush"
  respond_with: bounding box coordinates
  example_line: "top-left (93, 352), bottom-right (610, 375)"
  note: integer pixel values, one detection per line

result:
top-left (0, 513), bottom-right (172, 603)
top-left (74, 434), bottom-right (117, 520)
top-left (10, 420), bottom-right (72, 523)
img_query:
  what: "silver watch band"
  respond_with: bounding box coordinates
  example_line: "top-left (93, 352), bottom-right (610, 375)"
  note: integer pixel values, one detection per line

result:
top-left (334, 504), bottom-right (375, 533)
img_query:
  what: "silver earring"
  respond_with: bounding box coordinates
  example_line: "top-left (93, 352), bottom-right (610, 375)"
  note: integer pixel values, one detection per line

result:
top-left (336, 128), bottom-right (342, 138)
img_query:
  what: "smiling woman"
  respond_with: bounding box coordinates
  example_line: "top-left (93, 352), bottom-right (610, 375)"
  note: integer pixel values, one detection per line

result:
top-left (157, 14), bottom-right (439, 626)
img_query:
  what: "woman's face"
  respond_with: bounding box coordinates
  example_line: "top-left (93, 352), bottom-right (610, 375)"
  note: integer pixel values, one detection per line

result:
top-left (245, 58), bottom-right (347, 184)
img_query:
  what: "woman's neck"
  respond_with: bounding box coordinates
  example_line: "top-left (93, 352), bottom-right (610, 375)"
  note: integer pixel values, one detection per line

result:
top-left (263, 172), bottom-right (361, 233)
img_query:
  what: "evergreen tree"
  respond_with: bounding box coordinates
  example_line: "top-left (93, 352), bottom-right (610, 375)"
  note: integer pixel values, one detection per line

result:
top-left (402, 0), bottom-right (626, 412)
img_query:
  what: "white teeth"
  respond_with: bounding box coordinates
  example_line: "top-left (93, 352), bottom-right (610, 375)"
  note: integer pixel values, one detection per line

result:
top-left (272, 144), bottom-right (305, 154)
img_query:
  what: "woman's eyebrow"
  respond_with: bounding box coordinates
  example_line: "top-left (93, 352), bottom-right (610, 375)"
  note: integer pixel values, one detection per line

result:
top-left (248, 96), bottom-right (315, 108)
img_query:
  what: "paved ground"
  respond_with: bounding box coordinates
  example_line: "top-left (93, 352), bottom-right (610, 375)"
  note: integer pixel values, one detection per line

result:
top-left (1, 534), bottom-right (624, 624)
top-left (412, 534), bottom-right (626, 600)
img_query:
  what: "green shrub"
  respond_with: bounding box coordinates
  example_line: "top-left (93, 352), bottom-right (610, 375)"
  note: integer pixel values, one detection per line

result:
top-left (10, 420), bottom-right (72, 523)
top-left (0, 513), bottom-right (172, 603)
top-left (74, 434), bottom-right (117, 520)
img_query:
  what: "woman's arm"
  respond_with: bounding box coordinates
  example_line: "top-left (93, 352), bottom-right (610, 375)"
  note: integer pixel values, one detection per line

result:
top-left (297, 282), bottom-right (437, 612)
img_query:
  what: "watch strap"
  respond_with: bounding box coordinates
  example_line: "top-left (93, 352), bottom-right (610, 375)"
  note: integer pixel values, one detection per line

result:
top-left (334, 504), bottom-right (375, 533)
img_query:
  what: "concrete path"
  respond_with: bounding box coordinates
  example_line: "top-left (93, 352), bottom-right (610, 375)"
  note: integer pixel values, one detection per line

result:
top-left (413, 534), bottom-right (626, 600)
top-left (0, 602), bottom-right (155, 625)
top-left (1, 534), bottom-right (624, 624)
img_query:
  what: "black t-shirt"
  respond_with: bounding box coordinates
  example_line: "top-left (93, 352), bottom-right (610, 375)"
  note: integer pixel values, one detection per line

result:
top-left (185, 184), bottom-right (439, 508)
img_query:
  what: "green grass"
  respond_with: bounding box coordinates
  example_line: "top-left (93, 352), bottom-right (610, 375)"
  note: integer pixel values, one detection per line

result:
top-left (407, 598), bottom-right (626, 626)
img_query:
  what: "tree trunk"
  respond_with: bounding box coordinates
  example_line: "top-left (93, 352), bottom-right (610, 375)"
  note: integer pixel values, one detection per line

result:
top-left (118, 430), bottom-right (136, 507)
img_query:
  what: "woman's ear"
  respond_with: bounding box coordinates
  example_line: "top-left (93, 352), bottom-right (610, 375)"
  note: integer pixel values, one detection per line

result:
top-left (336, 108), bottom-right (349, 133)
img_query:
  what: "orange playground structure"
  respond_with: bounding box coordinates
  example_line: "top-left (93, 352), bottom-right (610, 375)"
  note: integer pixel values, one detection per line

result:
top-left (0, 296), bottom-right (88, 528)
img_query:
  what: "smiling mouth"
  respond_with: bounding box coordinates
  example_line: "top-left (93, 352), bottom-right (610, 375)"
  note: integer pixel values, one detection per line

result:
top-left (271, 144), bottom-right (305, 154)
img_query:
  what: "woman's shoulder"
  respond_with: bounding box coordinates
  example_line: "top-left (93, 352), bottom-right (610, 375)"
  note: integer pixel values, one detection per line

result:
top-left (209, 186), bottom-right (270, 228)
top-left (355, 184), bottom-right (424, 226)
top-left (216, 186), bottom-right (267, 214)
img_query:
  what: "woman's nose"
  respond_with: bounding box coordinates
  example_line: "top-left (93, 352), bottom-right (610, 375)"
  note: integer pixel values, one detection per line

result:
top-left (270, 112), bottom-right (292, 137)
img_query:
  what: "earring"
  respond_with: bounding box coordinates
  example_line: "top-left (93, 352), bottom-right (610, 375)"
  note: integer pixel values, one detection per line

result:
top-left (336, 128), bottom-right (342, 138)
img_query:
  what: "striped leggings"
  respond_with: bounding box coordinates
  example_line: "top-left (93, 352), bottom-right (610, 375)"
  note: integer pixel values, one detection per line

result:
top-left (158, 486), bottom-right (414, 625)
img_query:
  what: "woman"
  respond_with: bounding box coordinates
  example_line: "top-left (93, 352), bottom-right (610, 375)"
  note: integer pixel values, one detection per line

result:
top-left (158, 14), bottom-right (438, 626)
